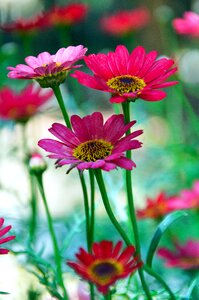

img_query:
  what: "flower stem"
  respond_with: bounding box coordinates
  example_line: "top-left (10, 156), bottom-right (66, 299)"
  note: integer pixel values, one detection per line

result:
top-left (89, 169), bottom-right (95, 252)
top-left (35, 174), bottom-right (69, 300)
top-left (144, 265), bottom-right (177, 300)
top-left (122, 102), bottom-right (152, 300)
top-left (94, 169), bottom-right (131, 246)
top-left (104, 291), bottom-right (111, 300)
top-left (52, 85), bottom-right (71, 129)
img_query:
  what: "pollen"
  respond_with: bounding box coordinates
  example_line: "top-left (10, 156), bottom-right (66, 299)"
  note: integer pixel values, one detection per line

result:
top-left (107, 75), bottom-right (146, 95)
top-left (73, 139), bottom-right (113, 162)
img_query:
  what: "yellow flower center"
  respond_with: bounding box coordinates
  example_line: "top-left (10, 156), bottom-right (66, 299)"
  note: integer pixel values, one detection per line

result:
top-left (73, 139), bottom-right (113, 162)
top-left (107, 75), bottom-right (146, 95)
top-left (89, 259), bottom-right (123, 285)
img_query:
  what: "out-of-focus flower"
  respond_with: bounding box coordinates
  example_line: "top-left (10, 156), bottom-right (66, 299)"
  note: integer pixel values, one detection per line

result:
top-left (100, 7), bottom-right (150, 37)
top-left (172, 11), bottom-right (199, 38)
top-left (72, 45), bottom-right (178, 103)
top-left (28, 152), bottom-right (47, 175)
top-left (169, 180), bottom-right (199, 211)
top-left (38, 112), bottom-right (143, 172)
top-left (0, 218), bottom-right (15, 254)
top-left (158, 239), bottom-right (199, 269)
top-left (46, 3), bottom-right (88, 27)
top-left (137, 187), bottom-right (199, 219)
top-left (7, 45), bottom-right (87, 88)
top-left (0, 84), bottom-right (53, 122)
top-left (1, 13), bottom-right (48, 33)
top-left (67, 240), bottom-right (142, 295)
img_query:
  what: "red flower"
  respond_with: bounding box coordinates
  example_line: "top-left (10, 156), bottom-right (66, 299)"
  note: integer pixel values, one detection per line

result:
top-left (0, 84), bottom-right (53, 122)
top-left (100, 7), bottom-right (150, 37)
top-left (0, 218), bottom-right (15, 255)
top-left (158, 239), bottom-right (199, 269)
top-left (67, 240), bottom-right (142, 294)
top-left (72, 45), bottom-right (178, 103)
top-left (46, 3), bottom-right (88, 27)
top-left (172, 11), bottom-right (199, 38)
top-left (1, 13), bottom-right (49, 33)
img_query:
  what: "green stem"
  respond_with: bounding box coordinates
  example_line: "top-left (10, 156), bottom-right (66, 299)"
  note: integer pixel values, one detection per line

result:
top-left (144, 265), bottom-right (176, 300)
top-left (122, 102), bottom-right (152, 300)
top-left (79, 171), bottom-right (90, 251)
top-left (35, 174), bottom-right (69, 300)
top-left (28, 174), bottom-right (37, 244)
top-left (94, 169), bottom-right (131, 246)
top-left (104, 291), bottom-right (111, 300)
top-left (52, 85), bottom-right (71, 129)
top-left (89, 170), bottom-right (95, 252)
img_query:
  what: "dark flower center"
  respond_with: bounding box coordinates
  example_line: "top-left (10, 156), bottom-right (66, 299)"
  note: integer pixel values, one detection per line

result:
top-left (92, 262), bottom-right (118, 277)
top-left (73, 139), bottom-right (113, 162)
top-left (107, 75), bottom-right (146, 95)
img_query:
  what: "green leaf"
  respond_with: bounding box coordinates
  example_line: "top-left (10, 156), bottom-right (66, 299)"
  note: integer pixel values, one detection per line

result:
top-left (182, 277), bottom-right (199, 300)
top-left (146, 210), bottom-right (187, 267)
top-left (0, 291), bottom-right (9, 294)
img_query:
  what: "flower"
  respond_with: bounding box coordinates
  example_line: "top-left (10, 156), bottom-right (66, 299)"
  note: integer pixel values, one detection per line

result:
top-left (38, 112), bottom-right (143, 172)
top-left (158, 239), bottom-right (199, 269)
top-left (0, 84), bottom-right (53, 122)
top-left (72, 45), bottom-right (178, 103)
top-left (46, 3), bottom-right (88, 27)
top-left (1, 13), bottom-right (48, 33)
top-left (67, 240), bottom-right (142, 294)
top-left (28, 152), bottom-right (47, 175)
top-left (7, 45), bottom-right (87, 88)
top-left (172, 12), bottom-right (199, 38)
top-left (0, 218), bottom-right (15, 254)
top-left (137, 187), bottom-right (199, 219)
top-left (100, 7), bottom-right (150, 37)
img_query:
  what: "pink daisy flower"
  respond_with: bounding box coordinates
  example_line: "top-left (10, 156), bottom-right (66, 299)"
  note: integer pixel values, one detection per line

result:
top-left (172, 11), bottom-right (199, 38)
top-left (7, 45), bottom-right (87, 88)
top-left (158, 239), bottom-right (199, 269)
top-left (71, 45), bottom-right (178, 103)
top-left (38, 112), bottom-right (143, 172)
top-left (0, 84), bottom-right (53, 122)
top-left (0, 218), bottom-right (15, 255)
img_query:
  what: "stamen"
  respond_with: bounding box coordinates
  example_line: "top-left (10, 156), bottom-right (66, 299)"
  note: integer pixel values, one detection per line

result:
top-left (107, 75), bottom-right (146, 95)
top-left (73, 139), bottom-right (113, 162)
top-left (93, 262), bottom-right (117, 277)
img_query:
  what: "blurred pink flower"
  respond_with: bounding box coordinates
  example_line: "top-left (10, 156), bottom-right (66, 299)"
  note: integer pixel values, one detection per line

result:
top-left (72, 45), bottom-right (178, 103)
top-left (101, 7), bottom-right (150, 37)
top-left (172, 11), bottom-right (199, 38)
top-left (0, 84), bottom-right (53, 122)
top-left (7, 45), bottom-right (87, 88)
top-left (0, 218), bottom-right (15, 255)
top-left (38, 112), bottom-right (143, 172)
top-left (158, 239), bottom-right (199, 269)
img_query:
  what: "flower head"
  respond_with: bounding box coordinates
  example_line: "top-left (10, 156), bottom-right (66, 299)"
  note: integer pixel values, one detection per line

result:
top-left (172, 12), bottom-right (199, 38)
top-left (67, 240), bottom-right (142, 294)
top-left (72, 45), bottom-right (178, 103)
top-left (28, 152), bottom-right (47, 175)
top-left (7, 45), bottom-right (87, 88)
top-left (158, 239), bottom-right (199, 269)
top-left (0, 84), bottom-right (53, 122)
top-left (100, 8), bottom-right (150, 37)
top-left (46, 3), bottom-right (88, 27)
top-left (0, 218), bottom-right (15, 254)
top-left (38, 112), bottom-right (143, 172)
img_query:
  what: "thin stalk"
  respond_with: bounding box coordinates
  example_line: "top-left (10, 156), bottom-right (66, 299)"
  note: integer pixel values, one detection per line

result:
top-left (104, 291), bottom-right (111, 300)
top-left (36, 174), bottom-right (69, 300)
top-left (94, 169), bottom-right (131, 246)
top-left (89, 169), bottom-right (95, 252)
top-left (122, 102), bottom-right (152, 300)
top-left (52, 85), bottom-right (71, 129)
top-left (144, 265), bottom-right (176, 300)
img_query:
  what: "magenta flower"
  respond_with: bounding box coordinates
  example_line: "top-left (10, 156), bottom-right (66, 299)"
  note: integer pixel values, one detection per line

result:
top-left (158, 239), bottom-right (199, 269)
top-left (173, 12), bottom-right (199, 38)
top-left (0, 218), bottom-right (15, 255)
top-left (71, 45), bottom-right (178, 103)
top-left (0, 84), bottom-right (53, 122)
top-left (7, 45), bottom-right (87, 88)
top-left (38, 112), bottom-right (143, 172)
